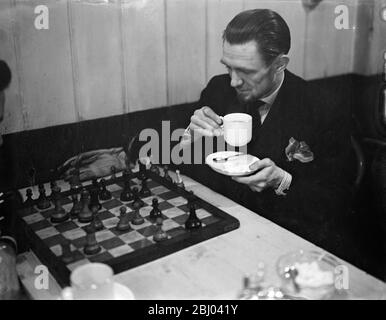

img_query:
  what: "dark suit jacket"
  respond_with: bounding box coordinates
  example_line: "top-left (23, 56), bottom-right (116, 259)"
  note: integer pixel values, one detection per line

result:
top-left (182, 70), bottom-right (356, 259)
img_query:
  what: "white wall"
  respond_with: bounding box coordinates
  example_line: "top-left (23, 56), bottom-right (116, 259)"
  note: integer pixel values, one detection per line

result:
top-left (0, 0), bottom-right (384, 134)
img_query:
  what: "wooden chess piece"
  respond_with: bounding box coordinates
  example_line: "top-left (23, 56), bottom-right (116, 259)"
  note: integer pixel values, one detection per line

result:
top-left (99, 179), bottom-right (112, 201)
top-left (37, 184), bottom-right (50, 210)
top-left (61, 240), bottom-right (74, 264)
top-left (163, 165), bottom-right (172, 182)
top-left (116, 206), bottom-right (132, 231)
top-left (110, 166), bottom-right (117, 180)
top-left (175, 170), bottom-right (185, 189)
top-left (150, 198), bottom-right (162, 220)
top-left (153, 217), bottom-right (168, 242)
top-left (84, 228), bottom-right (101, 255)
top-left (120, 180), bottom-right (134, 202)
top-left (149, 155), bottom-right (160, 175)
top-left (89, 179), bottom-right (101, 210)
top-left (51, 196), bottom-right (69, 223)
top-left (132, 187), bottom-right (144, 207)
top-left (139, 178), bottom-right (151, 197)
top-left (91, 205), bottom-right (103, 231)
top-left (131, 201), bottom-right (145, 225)
top-left (70, 193), bottom-right (82, 219)
top-left (185, 201), bottom-right (202, 230)
top-left (24, 188), bottom-right (34, 206)
top-left (78, 189), bottom-right (93, 223)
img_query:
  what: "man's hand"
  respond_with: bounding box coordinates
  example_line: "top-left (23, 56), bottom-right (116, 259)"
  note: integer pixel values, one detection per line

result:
top-left (58, 148), bottom-right (127, 182)
top-left (189, 106), bottom-right (223, 137)
top-left (0, 243), bottom-right (20, 300)
top-left (232, 158), bottom-right (286, 192)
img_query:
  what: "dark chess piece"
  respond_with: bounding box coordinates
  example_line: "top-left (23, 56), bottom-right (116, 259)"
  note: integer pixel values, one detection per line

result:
top-left (139, 178), bottom-right (151, 197)
top-left (99, 179), bottom-right (112, 201)
top-left (131, 201), bottom-right (145, 225)
top-left (116, 206), bottom-right (131, 231)
top-left (37, 184), bottom-right (51, 210)
top-left (84, 228), bottom-right (101, 255)
top-left (175, 170), bottom-right (185, 189)
top-left (50, 184), bottom-right (61, 204)
top-left (61, 240), bottom-right (74, 264)
top-left (153, 217), bottom-right (168, 242)
top-left (149, 155), bottom-right (160, 175)
top-left (163, 165), bottom-right (172, 182)
top-left (132, 187), bottom-right (144, 207)
top-left (89, 205), bottom-right (103, 231)
top-left (51, 195), bottom-right (70, 223)
top-left (110, 166), bottom-right (117, 180)
top-left (89, 179), bottom-right (101, 210)
top-left (69, 167), bottom-right (82, 191)
top-left (69, 193), bottom-right (82, 219)
top-left (150, 198), bottom-right (162, 220)
top-left (185, 198), bottom-right (201, 230)
top-left (138, 159), bottom-right (147, 180)
top-left (78, 189), bottom-right (93, 223)
top-left (24, 188), bottom-right (34, 206)
top-left (49, 181), bottom-right (57, 197)
top-left (120, 180), bottom-right (134, 202)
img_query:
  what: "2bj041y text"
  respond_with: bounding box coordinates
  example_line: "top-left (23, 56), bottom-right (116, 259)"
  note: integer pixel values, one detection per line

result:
top-left (148, 304), bottom-right (238, 318)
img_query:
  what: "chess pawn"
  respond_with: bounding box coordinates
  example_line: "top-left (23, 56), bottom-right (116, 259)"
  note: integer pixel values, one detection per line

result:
top-left (61, 240), bottom-right (75, 264)
top-left (110, 166), bottom-right (117, 180)
top-left (24, 188), bottom-right (34, 206)
top-left (50, 185), bottom-right (61, 204)
top-left (69, 167), bottom-right (82, 191)
top-left (150, 198), bottom-right (162, 220)
top-left (153, 217), bottom-right (168, 242)
top-left (149, 155), bottom-right (160, 175)
top-left (116, 206), bottom-right (131, 231)
top-left (185, 203), bottom-right (202, 230)
top-left (37, 184), bottom-right (50, 210)
top-left (99, 179), bottom-right (112, 201)
top-left (132, 187), bottom-right (144, 207)
top-left (175, 170), bottom-right (185, 189)
top-left (138, 158), bottom-right (147, 180)
top-left (131, 202), bottom-right (145, 225)
top-left (78, 190), bottom-right (93, 223)
top-left (163, 165), bottom-right (172, 182)
top-left (139, 178), bottom-right (151, 197)
top-left (84, 229), bottom-right (101, 255)
top-left (120, 180), bottom-right (134, 202)
top-left (69, 193), bottom-right (82, 219)
top-left (89, 179), bottom-right (101, 211)
top-left (91, 205), bottom-right (104, 231)
top-left (51, 197), bottom-right (69, 223)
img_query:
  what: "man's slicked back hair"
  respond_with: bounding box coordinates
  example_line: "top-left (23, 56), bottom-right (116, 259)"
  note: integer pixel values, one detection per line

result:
top-left (223, 9), bottom-right (291, 65)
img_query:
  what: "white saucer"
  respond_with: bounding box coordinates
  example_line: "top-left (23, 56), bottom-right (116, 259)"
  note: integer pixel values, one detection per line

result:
top-left (113, 282), bottom-right (135, 300)
top-left (206, 151), bottom-right (260, 177)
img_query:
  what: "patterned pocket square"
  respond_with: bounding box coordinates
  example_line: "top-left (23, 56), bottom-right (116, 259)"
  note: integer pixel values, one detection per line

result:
top-left (285, 137), bottom-right (314, 163)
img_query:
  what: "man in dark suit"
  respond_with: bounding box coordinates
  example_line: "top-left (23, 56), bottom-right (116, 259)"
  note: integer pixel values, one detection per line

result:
top-left (181, 9), bottom-right (356, 260)
top-left (0, 60), bottom-right (21, 299)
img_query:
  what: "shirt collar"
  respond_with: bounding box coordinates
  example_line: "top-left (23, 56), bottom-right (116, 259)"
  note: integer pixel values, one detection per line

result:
top-left (260, 71), bottom-right (285, 106)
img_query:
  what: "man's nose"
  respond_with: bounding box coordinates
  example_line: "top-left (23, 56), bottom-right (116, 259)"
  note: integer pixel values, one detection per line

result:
top-left (230, 70), bottom-right (243, 87)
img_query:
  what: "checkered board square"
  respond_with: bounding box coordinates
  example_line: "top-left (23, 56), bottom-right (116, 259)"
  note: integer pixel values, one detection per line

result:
top-left (16, 169), bottom-right (239, 287)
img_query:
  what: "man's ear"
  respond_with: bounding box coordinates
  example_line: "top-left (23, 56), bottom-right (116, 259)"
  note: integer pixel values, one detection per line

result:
top-left (274, 55), bottom-right (289, 73)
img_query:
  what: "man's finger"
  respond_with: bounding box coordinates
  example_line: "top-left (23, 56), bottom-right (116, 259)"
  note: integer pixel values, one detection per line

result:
top-left (202, 106), bottom-right (223, 125)
top-left (232, 167), bottom-right (270, 184)
top-left (191, 114), bottom-right (219, 131)
top-left (249, 158), bottom-right (273, 171)
top-left (189, 122), bottom-right (215, 137)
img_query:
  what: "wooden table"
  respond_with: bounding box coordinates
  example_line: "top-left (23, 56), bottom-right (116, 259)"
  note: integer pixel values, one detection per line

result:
top-left (16, 173), bottom-right (386, 300)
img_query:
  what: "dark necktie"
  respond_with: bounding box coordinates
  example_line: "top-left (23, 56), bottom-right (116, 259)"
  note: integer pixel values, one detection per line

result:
top-left (246, 100), bottom-right (265, 131)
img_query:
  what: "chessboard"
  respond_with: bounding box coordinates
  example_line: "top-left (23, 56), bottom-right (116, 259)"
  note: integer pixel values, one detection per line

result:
top-left (16, 165), bottom-right (240, 287)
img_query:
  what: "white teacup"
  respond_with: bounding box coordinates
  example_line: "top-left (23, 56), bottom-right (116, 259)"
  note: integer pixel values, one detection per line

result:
top-left (222, 113), bottom-right (252, 147)
top-left (61, 263), bottom-right (115, 300)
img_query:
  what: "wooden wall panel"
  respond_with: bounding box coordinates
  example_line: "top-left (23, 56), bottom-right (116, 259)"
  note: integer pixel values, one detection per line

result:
top-left (12, 0), bottom-right (76, 130)
top-left (0, 0), bottom-right (24, 134)
top-left (69, 0), bottom-right (124, 120)
top-left (303, 0), bottom-right (358, 80)
top-left (121, 0), bottom-right (167, 112)
top-left (166, 0), bottom-right (207, 105)
top-left (243, 0), bottom-right (306, 78)
top-left (206, 0), bottom-right (244, 82)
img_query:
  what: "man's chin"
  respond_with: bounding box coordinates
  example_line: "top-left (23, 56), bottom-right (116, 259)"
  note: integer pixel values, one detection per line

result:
top-left (237, 92), bottom-right (253, 103)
